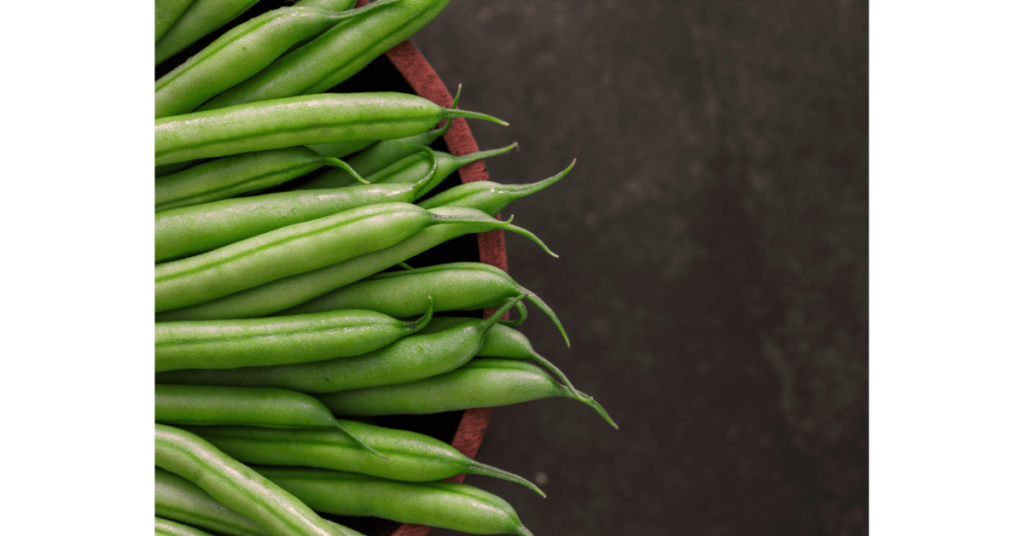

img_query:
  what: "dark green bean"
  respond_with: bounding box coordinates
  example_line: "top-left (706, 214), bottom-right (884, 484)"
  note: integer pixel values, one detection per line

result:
top-left (318, 358), bottom-right (618, 428)
top-left (341, 110), bottom-right (454, 178)
top-left (201, 0), bottom-right (451, 109)
top-left (418, 316), bottom-right (581, 396)
top-left (284, 262), bottom-right (570, 346)
top-left (419, 160), bottom-right (575, 215)
top-left (156, 0), bottom-right (262, 65)
top-left (155, 147), bottom-right (365, 213)
top-left (155, 297), bottom-right (520, 394)
top-left (305, 140), bottom-right (373, 158)
top-left (156, 159), bottom-right (208, 178)
top-left (156, 468), bottom-right (269, 536)
top-left (155, 424), bottom-right (353, 536)
top-left (183, 421), bottom-right (544, 496)
top-left (255, 467), bottom-right (535, 536)
top-left (155, 166), bottom-right (436, 261)
top-left (156, 0), bottom-right (197, 42)
top-left (156, 516), bottom-right (215, 536)
top-left (300, 143), bottom-right (516, 192)
top-left (155, 203), bottom-right (493, 312)
top-left (156, 305), bottom-right (431, 371)
top-left (156, 4), bottom-right (394, 118)
top-left (156, 93), bottom-right (505, 166)
top-left (155, 207), bottom-right (551, 320)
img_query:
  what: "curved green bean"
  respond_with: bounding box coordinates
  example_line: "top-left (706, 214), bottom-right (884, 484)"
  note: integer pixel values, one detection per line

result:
top-left (184, 421), bottom-right (544, 496)
top-left (305, 140), bottom-right (374, 158)
top-left (155, 147), bottom-right (365, 214)
top-left (284, 262), bottom-right (570, 346)
top-left (342, 112), bottom-right (454, 178)
top-left (156, 93), bottom-right (506, 166)
top-left (155, 424), bottom-right (352, 536)
top-left (201, 0), bottom-right (451, 109)
top-left (255, 467), bottom-right (535, 536)
top-left (156, 0), bottom-right (197, 42)
top-left (419, 160), bottom-right (575, 214)
top-left (318, 358), bottom-right (618, 428)
top-left (155, 207), bottom-right (551, 320)
top-left (156, 468), bottom-right (270, 536)
top-left (156, 516), bottom-right (215, 536)
top-left (156, 0), bottom-right (261, 65)
top-left (155, 203), bottom-right (484, 312)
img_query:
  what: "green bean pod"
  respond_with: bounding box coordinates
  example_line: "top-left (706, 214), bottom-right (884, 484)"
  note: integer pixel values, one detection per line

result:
top-left (419, 160), bottom-right (575, 214)
top-left (156, 306), bottom-right (431, 371)
top-left (255, 467), bottom-right (535, 536)
top-left (156, 516), bottom-right (216, 536)
top-left (305, 140), bottom-right (374, 158)
top-left (183, 421), bottom-right (544, 496)
top-left (155, 207), bottom-right (552, 320)
top-left (155, 203), bottom-right (487, 312)
top-left (156, 0), bottom-right (197, 42)
top-left (155, 147), bottom-right (364, 213)
top-left (155, 296), bottom-right (520, 393)
top-left (156, 93), bottom-right (505, 166)
top-left (156, 0), bottom-right (262, 65)
top-left (156, 468), bottom-right (270, 536)
top-left (342, 113), bottom-right (454, 178)
top-left (156, 159), bottom-right (207, 178)
top-left (155, 385), bottom-right (382, 456)
top-left (155, 424), bottom-right (353, 536)
top-left (284, 262), bottom-right (570, 346)
top-left (156, 4), bottom-right (393, 118)
top-left (155, 148), bottom-right (438, 261)
top-left (318, 358), bottom-right (618, 428)
top-left (301, 143), bottom-right (517, 192)
top-left (201, 0), bottom-right (451, 109)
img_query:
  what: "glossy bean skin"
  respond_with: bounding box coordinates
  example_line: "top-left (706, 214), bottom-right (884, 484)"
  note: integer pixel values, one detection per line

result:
top-left (184, 421), bottom-right (544, 495)
top-left (255, 467), bottom-right (534, 536)
top-left (156, 159), bottom-right (208, 178)
top-left (318, 358), bottom-right (618, 428)
top-left (306, 139), bottom-right (373, 158)
top-left (155, 424), bottom-right (351, 536)
top-left (157, 385), bottom-right (346, 430)
top-left (156, 93), bottom-right (505, 166)
top-left (156, 468), bottom-right (270, 536)
top-left (156, 0), bottom-right (261, 65)
top-left (302, 143), bottom-right (515, 192)
top-left (156, 182), bottom-right (425, 262)
top-left (155, 203), bottom-right (455, 312)
top-left (343, 118), bottom-right (452, 178)
top-left (155, 297), bottom-right (520, 393)
top-left (157, 307), bottom-right (429, 371)
top-left (154, 207), bottom-right (548, 321)
top-left (156, 516), bottom-right (216, 536)
top-left (156, 0), bottom-right (197, 42)
top-left (155, 147), bottom-right (363, 214)
top-left (201, 0), bottom-right (451, 109)
top-left (156, 5), bottom-right (389, 118)
top-left (419, 160), bottom-right (575, 214)
top-left (284, 262), bottom-right (570, 346)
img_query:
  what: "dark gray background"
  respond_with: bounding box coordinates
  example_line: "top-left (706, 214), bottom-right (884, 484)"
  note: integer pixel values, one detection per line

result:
top-left (415, 1), bottom-right (867, 535)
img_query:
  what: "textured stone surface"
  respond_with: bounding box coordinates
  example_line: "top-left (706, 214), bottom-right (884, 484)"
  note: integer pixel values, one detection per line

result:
top-left (415, 1), bottom-right (868, 535)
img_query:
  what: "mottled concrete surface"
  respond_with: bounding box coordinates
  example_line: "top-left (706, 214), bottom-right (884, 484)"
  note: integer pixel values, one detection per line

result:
top-left (413, 1), bottom-right (868, 535)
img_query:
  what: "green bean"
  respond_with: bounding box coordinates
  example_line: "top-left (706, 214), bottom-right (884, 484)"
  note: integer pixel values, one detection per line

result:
top-left (156, 305), bottom-right (431, 371)
top-left (183, 421), bottom-right (544, 496)
top-left (341, 109), bottom-right (455, 178)
top-left (156, 159), bottom-right (208, 178)
top-left (155, 296), bottom-right (520, 394)
top-left (284, 262), bottom-right (570, 346)
top-left (156, 468), bottom-right (269, 536)
top-left (255, 467), bottom-right (535, 536)
top-left (201, 0), bottom-right (451, 109)
top-left (155, 207), bottom-right (551, 320)
top-left (156, 0), bottom-right (197, 42)
top-left (419, 160), bottom-right (575, 215)
top-left (156, 0), bottom-right (262, 65)
top-left (155, 4), bottom-right (395, 118)
top-left (155, 203), bottom-right (493, 312)
top-left (155, 147), bottom-right (365, 213)
top-left (319, 358), bottom-right (618, 428)
top-left (155, 384), bottom-right (384, 456)
top-left (418, 316), bottom-right (581, 396)
top-left (156, 516), bottom-right (216, 536)
top-left (294, 0), bottom-right (358, 9)
top-left (156, 93), bottom-right (505, 166)
top-left (155, 424), bottom-right (353, 536)
top-left (305, 140), bottom-right (373, 158)
top-left (301, 143), bottom-right (517, 192)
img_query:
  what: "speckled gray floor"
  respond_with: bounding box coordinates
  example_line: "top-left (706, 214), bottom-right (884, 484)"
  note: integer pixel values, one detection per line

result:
top-left (413, 1), bottom-right (867, 535)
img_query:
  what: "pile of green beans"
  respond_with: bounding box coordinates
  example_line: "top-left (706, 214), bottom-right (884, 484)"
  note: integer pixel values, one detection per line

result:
top-left (154, 3), bottom-right (616, 535)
